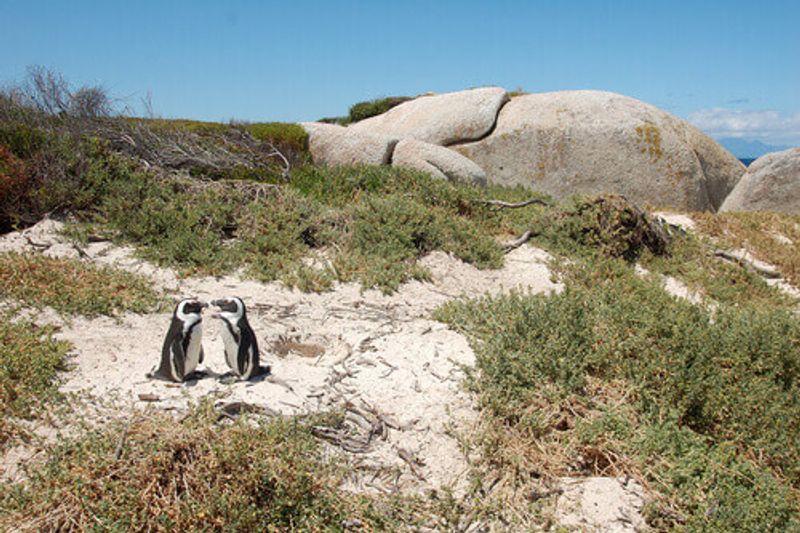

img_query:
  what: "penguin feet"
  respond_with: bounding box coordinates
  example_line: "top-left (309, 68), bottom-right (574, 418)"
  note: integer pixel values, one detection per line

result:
top-left (187, 369), bottom-right (209, 380)
top-left (219, 373), bottom-right (239, 385)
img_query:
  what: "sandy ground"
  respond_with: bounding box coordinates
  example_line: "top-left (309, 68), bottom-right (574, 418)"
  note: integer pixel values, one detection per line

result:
top-left (0, 219), bottom-right (562, 496)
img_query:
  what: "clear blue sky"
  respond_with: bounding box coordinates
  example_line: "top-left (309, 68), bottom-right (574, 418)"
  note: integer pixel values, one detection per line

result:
top-left (1, 0), bottom-right (798, 143)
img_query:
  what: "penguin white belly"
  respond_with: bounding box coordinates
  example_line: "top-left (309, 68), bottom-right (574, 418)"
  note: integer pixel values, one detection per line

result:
top-left (184, 322), bottom-right (203, 375)
top-left (220, 321), bottom-right (240, 371)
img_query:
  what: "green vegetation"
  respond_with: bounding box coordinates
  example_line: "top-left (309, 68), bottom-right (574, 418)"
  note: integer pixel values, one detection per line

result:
top-left (435, 258), bottom-right (800, 530)
top-left (0, 252), bottom-right (163, 317)
top-left (0, 404), bottom-right (452, 531)
top-left (0, 317), bottom-right (70, 450)
top-left (69, 163), bottom-right (536, 292)
top-left (245, 122), bottom-right (308, 152)
top-left (318, 95), bottom-right (414, 125)
top-left (348, 96), bottom-right (412, 123)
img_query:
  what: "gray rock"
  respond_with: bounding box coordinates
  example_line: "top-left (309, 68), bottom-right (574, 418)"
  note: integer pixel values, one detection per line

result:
top-left (720, 148), bottom-right (800, 213)
top-left (392, 139), bottom-right (486, 185)
top-left (349, 87), bottom-right (508, 146)
top-left (301, 122), bottom-right (396, 166)
top-left (454, 91), bottom-right (744, 212)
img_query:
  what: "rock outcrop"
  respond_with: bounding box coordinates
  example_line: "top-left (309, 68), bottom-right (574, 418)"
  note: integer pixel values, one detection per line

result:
top-left (304, 88), bottom-right (744, 211)
top-left (392, 139), bottom-right (486, 185)
top-left (720, 147), bottom-right (800, 213)
top-left (453, 91), bottom-right (744, 211)
top-left (301, 122), bottom-right (396, 166)
top-left (349, 87), bottom-right (508, 145)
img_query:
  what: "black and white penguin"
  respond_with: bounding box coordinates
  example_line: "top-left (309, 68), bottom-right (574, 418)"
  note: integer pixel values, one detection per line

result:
top-left (211, 297), bottom-right (261, 381)
top-left (148, 298), bottom-right (207, 382)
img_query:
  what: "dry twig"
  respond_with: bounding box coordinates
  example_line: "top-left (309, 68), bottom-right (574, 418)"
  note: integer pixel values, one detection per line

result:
top-left (477, 198), bottom-right (551, 209)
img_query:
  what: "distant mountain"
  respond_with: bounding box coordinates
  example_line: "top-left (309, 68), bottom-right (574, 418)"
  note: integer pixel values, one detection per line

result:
top-left (717, 138), bottom-right (790, 160)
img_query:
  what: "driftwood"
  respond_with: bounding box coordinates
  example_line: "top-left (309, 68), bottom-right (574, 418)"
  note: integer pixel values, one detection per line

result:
top-left (711, 249), bottom-right (782, 279)
top-left (137, 393), bottom-right (160, 402)
top-left (502, 229), bottom-right (537, 253)
top-left (477, 198), bottom-right (551, 210)
top-left (397, 447), bottom-right (426, 481)
top-left (215, 401), bottom-right (279, 421)
top-left (311, 401), bottom-right (389, 453)
top-left (113, 418), bottom-right (132, 461)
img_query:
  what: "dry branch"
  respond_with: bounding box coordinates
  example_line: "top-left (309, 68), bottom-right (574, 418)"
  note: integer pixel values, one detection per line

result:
top-left (711, 249), bottom-right (782, 279)
top-left (502, 230), bottom-right (536, 253)
top-left (477, 198), bottom-right (551, 209)
top-left (113, 419), bottom-right (132, 461)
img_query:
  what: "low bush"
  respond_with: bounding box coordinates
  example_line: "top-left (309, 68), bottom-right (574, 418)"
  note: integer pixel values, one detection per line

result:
top-left (70, 164), bottom-right (528, 292)
top-left (0, 317), bottom-right (70, 450)
top-left (0, 252), bottom-right (163, 316)
top-left (435, 258), bottom-right (800, 529)
top-left (348, 96), bottom-right (412, 123)
top-left (245, 122), bottom-right (308, 152)
top-left (0, 405), bottom-right (441, 531)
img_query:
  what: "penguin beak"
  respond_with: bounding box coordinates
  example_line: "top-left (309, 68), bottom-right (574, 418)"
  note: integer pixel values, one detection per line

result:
top-left (210, 299), bottom-right (222, 307)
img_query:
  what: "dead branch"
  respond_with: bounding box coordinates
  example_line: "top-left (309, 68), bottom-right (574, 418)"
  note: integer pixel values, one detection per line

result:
top-left (397, 448), bottom-right (426, 480)
top-left (477, 198), bottom-right (551, 209)
top-left (24, 235), bottom-right (51, 250)
top-left (711, 249), bottom-right (782, 279)
top-left (113, 419), bottom-right (132, 461)
top-left (215, 401), bottom-right (279, 421)
top-left (502, 229), bottom-right (536, 253)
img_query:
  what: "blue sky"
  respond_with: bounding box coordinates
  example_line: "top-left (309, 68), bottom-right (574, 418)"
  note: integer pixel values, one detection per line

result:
top-left (1, 0), bottom-right (798, 144)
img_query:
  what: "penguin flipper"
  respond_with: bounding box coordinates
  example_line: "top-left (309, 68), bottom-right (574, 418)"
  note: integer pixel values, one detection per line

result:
top-left (199, 346), bottom-right (205, 364)
top-left (171, 337), bottom-right (186, 381)
top-left (236, 337), bottom-right (253, 379)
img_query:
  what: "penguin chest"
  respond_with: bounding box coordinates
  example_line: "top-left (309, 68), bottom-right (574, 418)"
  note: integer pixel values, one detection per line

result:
top-left (183, 323), bottom-right (203, 374)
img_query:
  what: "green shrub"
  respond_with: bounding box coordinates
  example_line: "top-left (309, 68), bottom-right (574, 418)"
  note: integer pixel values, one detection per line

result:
top-left (0, 405), bottom-right (447, 531)
top-left (245, 122), bottom-right (308, 152)
top-left (72, 164), bottom-right (524, 292)
top-left (138, 118), bottom-right (231, 136)
top-left (0, 317), bottom-right (70, 449)
top-left (435, 258), bottom-right (800, 529)
top-left (0, 122), bottom-right (48, 159)
top-left (348, 96), bottom-right (412, 123)
top-left (348, 194), bottom-right (501, 292)
top-left (0, 252), bottom-right (163, 316)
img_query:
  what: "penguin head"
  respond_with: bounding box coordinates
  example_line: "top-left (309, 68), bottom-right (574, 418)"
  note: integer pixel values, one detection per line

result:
top-left (175, 298), bottom-right (207, 320)
top-left (211, 297), bottom-right (245, 320)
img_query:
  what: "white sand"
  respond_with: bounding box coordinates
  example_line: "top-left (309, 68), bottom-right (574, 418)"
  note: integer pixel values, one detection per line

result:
top-left (555, 476), bottom-right (647, 532)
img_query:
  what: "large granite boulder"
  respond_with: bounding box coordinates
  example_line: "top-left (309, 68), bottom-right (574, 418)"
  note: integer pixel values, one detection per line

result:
top-left (349, 87), bottom-right (508, 145)
top-left (453, 91), bottom-right (744, 211)
top-left (392, 139), bottom-right (486, 185)
top-left (720, 148), bottom-right (800, 213)
top-left (301, 122), bottom-right (396, 166)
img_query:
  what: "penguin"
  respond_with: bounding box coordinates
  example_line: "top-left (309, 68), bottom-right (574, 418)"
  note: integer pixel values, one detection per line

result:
top-left (148, 298), bottom-right (207, 382)
top-left (211, 297), bottom-right (261, 381)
